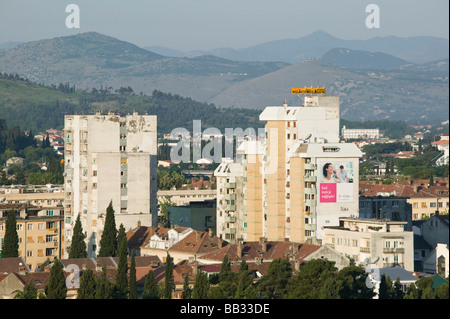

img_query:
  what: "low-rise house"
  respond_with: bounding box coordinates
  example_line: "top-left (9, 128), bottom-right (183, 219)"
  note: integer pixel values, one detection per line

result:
top-left (198, 237), bottom-right (350, 270)
top-left (126, 225), bottom-right (193, 256)
top-left (366, 266), bottom-right (418, 299)
top-left (421, 214), bottom-right (449, 248)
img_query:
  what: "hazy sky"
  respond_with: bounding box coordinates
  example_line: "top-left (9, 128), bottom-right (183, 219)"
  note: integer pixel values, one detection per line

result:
top-left (0, 0), bottom-right (448, 51)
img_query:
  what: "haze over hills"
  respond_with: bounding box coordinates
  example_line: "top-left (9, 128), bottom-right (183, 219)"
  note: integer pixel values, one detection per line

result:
top-left (0, 31), bottom-right (448, 124)
top-left (207, 59), bottom-right (449, 124)
top-left (143, 30), bottom-right (449, 64)
top-left (0, 32), bottom-right (288, 103)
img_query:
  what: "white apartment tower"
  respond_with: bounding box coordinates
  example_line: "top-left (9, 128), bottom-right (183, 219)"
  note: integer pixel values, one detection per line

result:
top-left (64, 112), bottom-right (158, 257)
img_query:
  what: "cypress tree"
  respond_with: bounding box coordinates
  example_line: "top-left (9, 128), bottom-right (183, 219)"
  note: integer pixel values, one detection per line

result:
top-left (142, 270), bottom-right (159, 299)
top-left (219, 255), bottom-right (236, 298)
top-left (69, 215), bottom-right (87, 259)
top-left (45, 259), bottom-right (67, 299)
top-left (192, 270), bottom-right (209, 299)
top-left (2, 210), bottom-right (19, 258)
top-left (77, 268), bottom-right (96, 299)
top-left (98, 201), bottom-right (117, 257)
top-left (163, 252), bottom-right (175, 299)
top-left (235, 260), bottom-right (253, 299)
top-left (181, 273), bottom-right (192, 299)
top-left (129, 250), bottom-right (137, 299)
top-left (117, 223), bottom-right (126, 257)
top-left (114, 234), bottom-right (128, 299)
top-left (95, 266), bottom-right (112, 299)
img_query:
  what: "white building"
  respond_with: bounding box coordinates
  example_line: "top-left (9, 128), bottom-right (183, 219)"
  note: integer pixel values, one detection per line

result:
top-left (342, 125), bottom-right (380, 140)
top-left (214, 158), bottom-right (246, 244)
top-left (323, 217), bottom-right (415, 272)
top-left (64, 112), bottom-right (158, 257)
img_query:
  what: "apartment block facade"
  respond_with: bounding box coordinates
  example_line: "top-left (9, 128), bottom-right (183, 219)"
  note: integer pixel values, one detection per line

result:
top-left (0, 204), bottom-right (64, 271)
top-left (217, 96), bottom-right (362, 244)
top-left (323, 217), bottom-right (414, 271)
top-left (64, 112), bottom-right (158, 257)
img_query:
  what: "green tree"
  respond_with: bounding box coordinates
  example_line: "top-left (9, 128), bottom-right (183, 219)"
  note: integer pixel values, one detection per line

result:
top-left (219, 255), bottom-right (236, 299)
top-left (13, 280), bottom-right (37, 299)
top-left (181, 273), bottom-right (192, 299)
top-left (77, 268), bottom-right (96, 299)
top-left (192, 270), bottom-right (210, 299)
top-left (142, 270), bottom-right (160, 299)
top-left (1, 210), bottom-right (19, 258)
top-left (98, 201), bottom-right (117, 257)
top-left (235, 260), bottom-right (253, 299)
top-left (392, 277), bottom-right (404, 299)
top-left (336, 265), bottom-right (375, 299)
top-left (286, 259), bottom-right (336, 299)
top-left (435, 284), bottom-right (449, 299)
top-left (158, 196), bottom-right (175, 227)
top-left (129, 250), bottom-right (137, 299)
top-left (116, 223), bottom-right (126, 255)
top-left (45, 259), bottom-right (67, 299)
top-left (404, 283), bottom-right (420, 299)
top-left (378, 275), bottom-right (393, 299)
top-left (259, 258), bottom-right (292, 299)
top-left (95, 266), bottom-right (113, 299)
top-left (163, 252), bottom-right (175, 299)
top-left (114, 234), bottom-right (129, 299)
top-left (69, 215), bottom-right (87, 259)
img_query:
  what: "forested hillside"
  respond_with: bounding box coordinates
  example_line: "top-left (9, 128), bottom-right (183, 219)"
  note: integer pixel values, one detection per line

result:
top-left (0, 73), bottom-right (263, 134)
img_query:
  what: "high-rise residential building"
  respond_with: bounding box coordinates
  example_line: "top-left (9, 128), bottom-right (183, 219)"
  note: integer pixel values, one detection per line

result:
top-left (64, 112), bottom-right (158, 257)
top-left (214, 158), bottom-right (246, 243)
top-left (217, 95), bottom-right (362, 244)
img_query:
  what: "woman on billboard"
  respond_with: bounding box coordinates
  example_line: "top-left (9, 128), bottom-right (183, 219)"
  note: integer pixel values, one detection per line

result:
top-left (321, 163), bottom-right (343, 183)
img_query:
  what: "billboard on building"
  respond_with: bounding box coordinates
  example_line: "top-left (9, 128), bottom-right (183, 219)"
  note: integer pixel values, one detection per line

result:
top-left (318, 161), bottom-right (354, 203)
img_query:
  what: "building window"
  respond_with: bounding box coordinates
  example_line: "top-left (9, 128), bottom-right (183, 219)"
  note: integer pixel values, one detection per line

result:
top-left (28, 224), bottom-right (33, 230)
top-left (421, 202), bottom-right (427, 208)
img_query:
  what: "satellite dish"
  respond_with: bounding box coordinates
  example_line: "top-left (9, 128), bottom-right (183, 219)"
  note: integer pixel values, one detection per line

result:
top-left (304, 134), bottom-right (312, 141)
top-left (363, 258), bottom-right (370, 265)
top-left (0, 197), bottom-right (6, 202)
top-left (371, 256), bottom-right (380, 264)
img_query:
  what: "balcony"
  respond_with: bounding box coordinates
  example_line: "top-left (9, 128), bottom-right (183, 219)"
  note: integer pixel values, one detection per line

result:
top-left (225, 205), bottom-right (236, 212)
top-left (225, 182), bottom-right (236, 189)
top-left (383, 248), bottom-right (405, 254)
top-left (304, 188), bottom-right (316, 195)
top-left (224, 194), bottom-right (236, 201)
top-left (305, 199), bottom-right (316, 206)
top-left (383, 263), bottom-right (404, 268)
top-left (304, 176), bottom-right (316, 182)
top-left (224, 228), bottom-right (236, 234)
top-left (225, 216), bottom-right (237, 223)
top-left (360, 247), bottom-right (370, 253)
top-left (304, 163), bottom-right (316, 170)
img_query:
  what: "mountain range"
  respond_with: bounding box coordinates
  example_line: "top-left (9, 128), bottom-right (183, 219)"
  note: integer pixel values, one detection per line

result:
top-left (0, 31), bottom-right (448, 124)
top-left (143, 30), bottom-right (449, 64)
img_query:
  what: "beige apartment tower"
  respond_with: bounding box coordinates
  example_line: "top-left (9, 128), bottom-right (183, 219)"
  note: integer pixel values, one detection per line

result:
top-left (226, 96), bottom-right (362, 244)
top-left (64, 112), bottom-right (158, 257)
